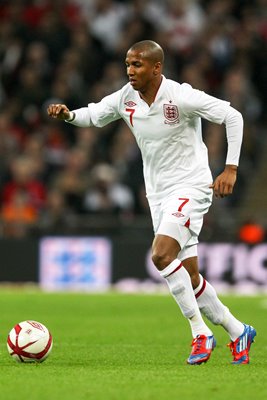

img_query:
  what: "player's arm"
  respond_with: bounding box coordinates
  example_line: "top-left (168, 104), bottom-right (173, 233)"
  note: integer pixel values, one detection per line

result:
top-left (47, 103), bottom-right (90, 126)
top-left (47, 91), bottom-right (121, 128)
top-left (180, 84), bottom-right (243, 198)
top-left (210, 107), bottom-right (243, 198)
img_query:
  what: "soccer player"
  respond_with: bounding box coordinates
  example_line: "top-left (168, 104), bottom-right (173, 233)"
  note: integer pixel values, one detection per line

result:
top-left (47, 40), bottom-right (256, 365)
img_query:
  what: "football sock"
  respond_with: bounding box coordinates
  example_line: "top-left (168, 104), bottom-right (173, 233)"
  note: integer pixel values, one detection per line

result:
top-left (194, 274), bottom-right (244, 341)
top-left (160, 260), bottom-right (213, 338)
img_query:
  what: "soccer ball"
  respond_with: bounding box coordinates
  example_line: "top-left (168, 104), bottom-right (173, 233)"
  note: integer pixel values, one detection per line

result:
top-left (7, 320), bottom-right (53, 363)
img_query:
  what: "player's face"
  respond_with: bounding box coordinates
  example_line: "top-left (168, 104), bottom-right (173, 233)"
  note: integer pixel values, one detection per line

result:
top-left (125, 50), bottom-right (159, 92)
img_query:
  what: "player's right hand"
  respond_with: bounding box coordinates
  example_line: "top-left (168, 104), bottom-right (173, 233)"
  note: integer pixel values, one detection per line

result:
top-left (47, 104), bottom-right (70, 120)
top-left (210, 165), bottom-right (237, 198)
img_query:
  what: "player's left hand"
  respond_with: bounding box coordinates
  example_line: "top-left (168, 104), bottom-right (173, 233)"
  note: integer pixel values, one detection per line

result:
top-left (210, 165), bottom-right (237, 198)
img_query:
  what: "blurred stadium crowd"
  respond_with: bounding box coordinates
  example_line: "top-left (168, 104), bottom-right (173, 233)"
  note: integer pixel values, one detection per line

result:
top-left (0, 0), bottom-right (267, 240)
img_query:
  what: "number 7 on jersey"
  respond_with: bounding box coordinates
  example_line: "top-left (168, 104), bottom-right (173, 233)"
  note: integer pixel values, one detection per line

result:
top-left (125, 108), bottom-right (135, 127)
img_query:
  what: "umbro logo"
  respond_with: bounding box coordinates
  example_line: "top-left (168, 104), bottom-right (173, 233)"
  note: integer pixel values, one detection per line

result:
top-left (124, 101), bottom-right (136, 107)
top-left (172, 212), bottom-right (184, 218)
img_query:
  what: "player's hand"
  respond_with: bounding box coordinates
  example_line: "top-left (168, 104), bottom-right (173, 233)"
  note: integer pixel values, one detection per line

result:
top-left (47, 104), bottom-right (70, 120)
top-left (209, 165), bottom-right (237, 198)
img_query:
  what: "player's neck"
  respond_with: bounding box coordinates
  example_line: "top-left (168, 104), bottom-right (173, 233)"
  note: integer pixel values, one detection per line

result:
top-left (139, 76), bottom-right (162, 106)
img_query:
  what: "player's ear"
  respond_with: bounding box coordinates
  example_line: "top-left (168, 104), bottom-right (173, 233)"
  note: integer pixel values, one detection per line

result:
top-left (153, 62), bottom-right (162, 75)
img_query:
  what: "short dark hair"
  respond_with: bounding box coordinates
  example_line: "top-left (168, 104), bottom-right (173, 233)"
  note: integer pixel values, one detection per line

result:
top-left (128, 40), bottom-right (164, 64)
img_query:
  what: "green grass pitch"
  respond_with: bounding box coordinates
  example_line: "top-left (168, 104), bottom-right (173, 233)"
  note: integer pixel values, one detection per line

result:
top-left (0, 290), bottom-right (266, 400)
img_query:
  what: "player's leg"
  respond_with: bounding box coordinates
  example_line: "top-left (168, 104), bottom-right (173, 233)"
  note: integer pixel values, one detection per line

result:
top-left (181, 254), bottom-right (256, 364)
top-left (152, 232), bottom-right (215, 365)
top-left (182, 255), bottom-right (244, 337)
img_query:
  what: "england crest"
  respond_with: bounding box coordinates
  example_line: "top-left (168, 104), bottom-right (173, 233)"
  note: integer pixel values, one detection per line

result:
top-left (163, 104), bottom-right (179, 124)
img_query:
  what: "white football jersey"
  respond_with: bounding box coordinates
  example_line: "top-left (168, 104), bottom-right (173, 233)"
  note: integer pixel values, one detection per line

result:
top-left (71, 76), bottom-right (232, 205)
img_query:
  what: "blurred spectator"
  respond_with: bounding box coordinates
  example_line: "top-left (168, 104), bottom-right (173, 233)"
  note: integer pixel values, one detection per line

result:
top-left (75, 127), bottom-right (98, 156)
top-left (221, 67), bottom-right (261, 122)
top-left (15, 66), bottom-right (48, 129)
top-left (67, 21), bottom-right (106, 88)
top-left (0, 189), bottom-right (37, 238)
top-left (88, 0), bottom-right (128, 52)
top-left (113, 0), bottom-right (159, 57)
top-left (37, 188), bottom-right (75, 234)
top-left (160, 0), bottom-right (206, 56)
top-left (49, 146), bottom-right (90, 213)
top-left (220, 67), bottom-right (263, 194)
top-left (108, 123), bottom-right (139, 178)
top-left (33, 3), bottom-right (71, 63)
top-left (0, 154), bottom-right (46, 237)
top-left (42, 123), bottom-right (70, 174)
top-left (23, 41), bottom-right (51, 82)
top-left (83, 163), bottom-right (134, 216)
top-left (88, 61), bottom-right (127, 101)
top-left (1, 155), bottom-right (46, 212)
top-left (0, 112), bottom-right (25, 177)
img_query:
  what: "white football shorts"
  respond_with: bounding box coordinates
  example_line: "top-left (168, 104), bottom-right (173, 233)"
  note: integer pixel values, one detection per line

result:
top-left (149, 187), bottom-right (213, 260)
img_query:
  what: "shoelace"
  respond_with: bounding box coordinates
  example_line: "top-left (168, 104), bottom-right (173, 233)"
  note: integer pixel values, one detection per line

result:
top-left (191, 336), bottom-right (204, 354)
top-left (227, 341), bottom-right (247, 361)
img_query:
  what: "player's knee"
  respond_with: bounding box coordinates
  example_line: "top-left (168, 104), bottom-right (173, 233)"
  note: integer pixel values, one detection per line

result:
top-left (152, 250), bottom-right (174, 271)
